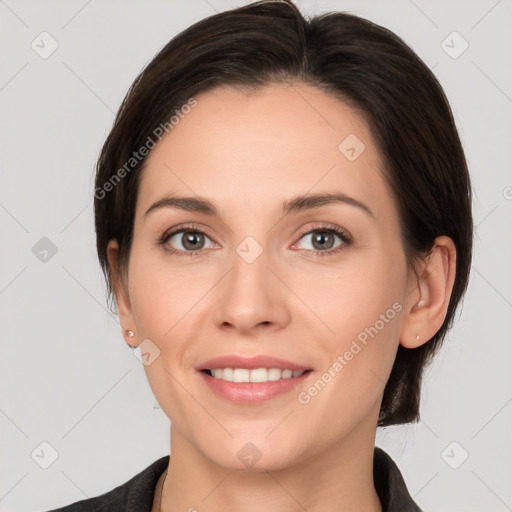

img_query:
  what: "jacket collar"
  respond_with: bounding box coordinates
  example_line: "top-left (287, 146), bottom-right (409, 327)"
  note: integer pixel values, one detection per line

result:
top-left (122, 446), bottom-right (422, 511)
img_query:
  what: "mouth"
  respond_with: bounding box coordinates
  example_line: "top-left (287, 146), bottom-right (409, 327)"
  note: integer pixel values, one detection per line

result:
top-left (201, 367), bottom-right (312, 382)
top-left (196, 355), bottom-right (314, 404)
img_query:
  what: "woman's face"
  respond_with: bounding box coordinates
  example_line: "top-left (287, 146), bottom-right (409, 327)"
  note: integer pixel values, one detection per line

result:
top-left (112, 83), bottom-right (420, 470)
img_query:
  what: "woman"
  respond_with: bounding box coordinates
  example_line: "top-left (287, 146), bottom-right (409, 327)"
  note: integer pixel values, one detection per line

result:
top-left (47, 0), bottom-right (472, 510)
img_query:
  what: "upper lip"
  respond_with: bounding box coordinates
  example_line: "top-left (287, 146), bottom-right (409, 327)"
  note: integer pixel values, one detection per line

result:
top-left (197, 355), bottom-right (311, 371)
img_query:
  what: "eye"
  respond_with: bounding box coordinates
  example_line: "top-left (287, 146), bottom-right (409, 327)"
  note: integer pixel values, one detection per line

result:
top-left (159, 224), bottom-right (217, 257)
top-left (292, 225), bottom-right (352, 256)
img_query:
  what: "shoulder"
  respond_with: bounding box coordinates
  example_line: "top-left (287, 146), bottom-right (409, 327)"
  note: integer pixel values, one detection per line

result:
top-left (374, 447), bottom-right (424, 512)
top-left (42, 455), bottom-right (169, 512)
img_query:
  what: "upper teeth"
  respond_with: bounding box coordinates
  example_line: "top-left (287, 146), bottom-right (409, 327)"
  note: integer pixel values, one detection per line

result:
top-left (210, 368), bottom-right (306, 383)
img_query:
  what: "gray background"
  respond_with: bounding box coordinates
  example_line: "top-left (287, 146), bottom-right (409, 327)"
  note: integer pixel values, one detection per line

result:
top-left (1, 0), bottom-right (511, 511)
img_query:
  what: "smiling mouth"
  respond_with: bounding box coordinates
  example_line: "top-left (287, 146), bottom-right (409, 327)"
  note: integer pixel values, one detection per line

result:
top-left (201, 368), bottom-right (313, 383)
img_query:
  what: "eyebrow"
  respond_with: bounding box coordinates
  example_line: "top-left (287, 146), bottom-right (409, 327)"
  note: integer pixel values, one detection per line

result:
top-left (144, 192), bottom-right (375, 219)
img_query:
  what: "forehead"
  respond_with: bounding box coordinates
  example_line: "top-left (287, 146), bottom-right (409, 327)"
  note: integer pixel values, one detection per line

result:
top-left (137, 82), bottom-right (394, 222)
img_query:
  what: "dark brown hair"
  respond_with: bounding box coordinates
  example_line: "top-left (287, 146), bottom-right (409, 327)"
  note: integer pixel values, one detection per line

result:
top-left (94, 0), bottom-right (473, 426)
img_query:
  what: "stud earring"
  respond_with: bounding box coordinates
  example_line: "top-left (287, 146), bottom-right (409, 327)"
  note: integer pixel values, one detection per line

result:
top-left (417, 300), bottom-right (424, 307)
top-left (125, 330), bottom-right (136, 348)
top-left (416, 334), bottom-right (420, 341)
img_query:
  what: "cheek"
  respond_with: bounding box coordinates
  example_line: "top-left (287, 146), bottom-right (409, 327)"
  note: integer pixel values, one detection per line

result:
top-left (126, 249), bottom-right (202, 424)
top-left (292, 283), bottom-right (404, 448)
top-left (127, 248), bottom-right (200, 340)
top-left (295, 250), bottom-right (406, 345)
top-left (297, 249), bottom-right (406, 399)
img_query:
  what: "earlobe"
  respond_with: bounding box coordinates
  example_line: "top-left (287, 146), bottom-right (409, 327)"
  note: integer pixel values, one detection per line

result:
top-left (400, 236), bottom-right (457, 349)
top-left (106, 239), bottom-right (137, 346)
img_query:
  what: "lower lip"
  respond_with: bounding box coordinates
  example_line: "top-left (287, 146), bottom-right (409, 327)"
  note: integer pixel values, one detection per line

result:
top-left (199, 370), bottom-right (313, 404)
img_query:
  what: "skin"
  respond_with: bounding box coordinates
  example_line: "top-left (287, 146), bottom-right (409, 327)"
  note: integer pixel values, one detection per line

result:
top-left (107, 82), bottom-right (456, 512)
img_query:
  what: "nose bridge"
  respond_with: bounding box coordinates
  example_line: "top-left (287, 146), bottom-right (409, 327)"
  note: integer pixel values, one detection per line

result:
top-left (213, 234), bottom-right (288, 332)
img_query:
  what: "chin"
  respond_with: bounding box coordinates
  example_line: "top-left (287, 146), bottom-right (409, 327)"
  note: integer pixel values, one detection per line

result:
top-left (196, 433), bottom-right (301, 472)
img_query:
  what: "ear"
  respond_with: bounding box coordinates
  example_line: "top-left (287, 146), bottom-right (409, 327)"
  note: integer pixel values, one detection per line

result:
top-left (400, 235), bottom-right (457, 349)
top-left (107, 239), bottom-right (138, 347)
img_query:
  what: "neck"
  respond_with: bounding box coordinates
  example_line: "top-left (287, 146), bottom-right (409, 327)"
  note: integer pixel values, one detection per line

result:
top-left (159, 425), bottom-right (382, 512)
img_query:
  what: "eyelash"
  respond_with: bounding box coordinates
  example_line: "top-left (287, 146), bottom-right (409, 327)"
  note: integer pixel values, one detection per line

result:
top-left (157, 223), bottom-right (353, 258)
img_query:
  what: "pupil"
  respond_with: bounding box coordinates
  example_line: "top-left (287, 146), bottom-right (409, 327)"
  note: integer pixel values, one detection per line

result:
top-left (184, 232), bottom-right (203, 250)
top-left (313, 231), bottom-right (333, 250)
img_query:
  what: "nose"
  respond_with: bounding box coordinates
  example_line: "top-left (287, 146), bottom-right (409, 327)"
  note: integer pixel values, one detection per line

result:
top-left (213, 242), bottom-right (291, 336)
